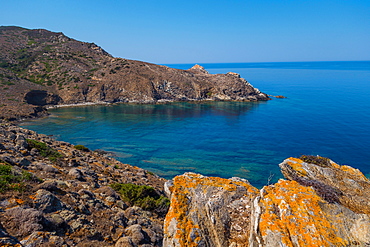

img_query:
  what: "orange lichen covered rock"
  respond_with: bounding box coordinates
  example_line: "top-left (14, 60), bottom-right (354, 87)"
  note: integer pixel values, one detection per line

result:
top-left (259, 180), bottom-right (348, 246)
top-left (163, 173), bottom-right (259, 247)
top-left (164, 157), bottom-right (370, 246)
top-left (280, 155), bottom-right (370, 214)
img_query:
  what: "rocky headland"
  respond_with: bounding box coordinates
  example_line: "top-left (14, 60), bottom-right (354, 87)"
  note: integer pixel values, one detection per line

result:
top-left (0, 26), bottom-right (269, 121)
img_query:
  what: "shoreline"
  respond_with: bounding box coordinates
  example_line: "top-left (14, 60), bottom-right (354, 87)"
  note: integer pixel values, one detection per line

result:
top-left (43, 97), bottom-right (266, 110)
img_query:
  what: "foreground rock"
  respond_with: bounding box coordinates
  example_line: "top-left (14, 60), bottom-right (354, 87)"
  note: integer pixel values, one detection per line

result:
top-left (164, 157), bottom-right (370, 246)
top-left (0, 123), bottom-right (167, 246)
top-left (0, 26), bottom-right (269, 121)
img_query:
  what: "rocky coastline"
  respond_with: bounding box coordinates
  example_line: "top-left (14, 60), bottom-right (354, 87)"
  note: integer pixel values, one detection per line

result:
top-left (1, 26), bottom-right (370, 246)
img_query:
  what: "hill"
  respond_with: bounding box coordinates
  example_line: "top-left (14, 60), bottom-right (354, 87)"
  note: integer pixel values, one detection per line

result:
top-left (0, 26), bottom-right (269, 120)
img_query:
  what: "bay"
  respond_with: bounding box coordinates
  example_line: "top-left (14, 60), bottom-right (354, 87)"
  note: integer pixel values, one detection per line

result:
top-left (20, 61), bottom-right (370, 188)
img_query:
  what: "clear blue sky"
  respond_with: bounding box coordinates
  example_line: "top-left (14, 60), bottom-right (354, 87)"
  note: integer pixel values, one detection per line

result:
top-left (1, 0), bottom-right (370, 64)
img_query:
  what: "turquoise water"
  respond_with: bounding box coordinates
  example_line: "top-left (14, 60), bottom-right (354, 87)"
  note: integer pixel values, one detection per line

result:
top-left (20, 61), bottom-right (370, 187)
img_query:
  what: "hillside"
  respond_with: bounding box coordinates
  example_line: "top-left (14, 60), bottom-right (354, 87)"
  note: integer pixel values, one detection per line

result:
top-left (0, 26), bottom-right (269, 120)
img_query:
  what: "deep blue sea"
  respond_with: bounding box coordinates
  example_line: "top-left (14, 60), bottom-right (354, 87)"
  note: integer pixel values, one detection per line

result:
top-left (20, 61), bottom-right (370, 188)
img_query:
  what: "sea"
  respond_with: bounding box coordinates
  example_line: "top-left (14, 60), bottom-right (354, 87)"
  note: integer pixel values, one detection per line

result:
top-left (20, 61), bottom-right (370, 188)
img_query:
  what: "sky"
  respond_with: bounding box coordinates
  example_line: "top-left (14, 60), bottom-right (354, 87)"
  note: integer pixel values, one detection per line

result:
top-left (1, 0), bottom-right (370, 64)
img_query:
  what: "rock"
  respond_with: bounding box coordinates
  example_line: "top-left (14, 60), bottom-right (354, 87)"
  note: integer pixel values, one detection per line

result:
top-left (68, 167), bottom-right (83, 180)
top-left (226, 72), bottom-right (241, 78)
top-left (5, 207), bottom-right (44, 236)
top-left (30, 147), bottom-right (39, 156)
top-left (34, 189), bottom-right (64, 213)
top-left (78, 189), bottom-right (95, 199)
top-left (36, 180), bottom-right (61, 192)
top-left (279, 156), bottom-right (370, 214)
top-left (188, 64), bottom-right (209, 74)
top-left (20, 231), bottom-right (53, 247)
top-left (163, 158), bottom-right (370, 247)
top-left (115, 236), bottom-right (135, 247)
top-left (0, 123), bottom-right (167, 246)
top-left (15, 134), bottom-right (28, 149)
top-left (35, 162), bottom-right (59, 173)
top-left (18, 157), bottom-right (31, 167)
top-left (0, 223), bottom-right (21, 246)
top-left (125, 224), bottom-right (150, 245)
top-left (164, 172), bottom-right (259, 247)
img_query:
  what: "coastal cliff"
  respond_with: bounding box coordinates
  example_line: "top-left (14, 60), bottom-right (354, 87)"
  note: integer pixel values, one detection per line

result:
top-left (0, 26), bottom-right (269, 121)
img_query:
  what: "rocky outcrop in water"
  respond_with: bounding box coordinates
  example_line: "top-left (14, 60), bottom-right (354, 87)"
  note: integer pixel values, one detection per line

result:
top-left (164, 157), bottom-right (370, 246)
top-left (0, 26), bottom-right (269, 121)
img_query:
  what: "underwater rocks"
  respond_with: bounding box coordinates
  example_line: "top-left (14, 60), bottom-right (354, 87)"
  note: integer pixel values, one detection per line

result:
top-left (164, 156), bottom-right (370, 247)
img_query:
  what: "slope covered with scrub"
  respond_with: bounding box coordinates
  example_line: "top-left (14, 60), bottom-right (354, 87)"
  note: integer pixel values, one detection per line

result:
top-left (0, 26), bottom-right (269, 120)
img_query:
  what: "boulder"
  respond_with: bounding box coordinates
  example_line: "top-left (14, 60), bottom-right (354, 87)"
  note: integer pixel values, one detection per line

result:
top-left (5, 207), bottom-right (44, 236)
top-left (164, 173), bottom-right (258, 247)
top-left (163, 157), bottom-right (370, 246)
top-left (34, 189), bottom-right (64, 213)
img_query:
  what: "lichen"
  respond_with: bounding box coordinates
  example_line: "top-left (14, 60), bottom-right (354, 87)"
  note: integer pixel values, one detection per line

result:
top-left (259, 180), bottom-right (348, 246)
top-left (286, 157), bottom-right (308, 176)
top-left (164, 173), bottom-right (258, 246)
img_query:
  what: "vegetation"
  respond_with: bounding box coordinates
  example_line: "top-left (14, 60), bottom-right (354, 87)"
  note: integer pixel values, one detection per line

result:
top-left (74, 144), bottom-right (89, 152)
top-left (0, 160), bottom-right (34, 193)
top-left (299, 155), bottom-right (331, 167)
top-left (110, 183), bottom-right (170, 215)
top-left (26, 139), bottom-right (63, 162)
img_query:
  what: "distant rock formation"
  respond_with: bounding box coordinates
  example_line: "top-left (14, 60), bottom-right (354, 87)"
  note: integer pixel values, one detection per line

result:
top-left (164, 156), bottom-right (370, 246)
top-left (0, 26), bottom-right (269, 120)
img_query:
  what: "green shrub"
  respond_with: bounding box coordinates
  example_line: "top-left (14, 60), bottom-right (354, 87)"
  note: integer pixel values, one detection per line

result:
top-left (74, 144), bottom-right (89, 152)
top-left (0, 161), bottom-right (35, 193)
top-left (26, 139), bottom-right (63, 162)
top-left (110, 183), bottom-right (170, 215)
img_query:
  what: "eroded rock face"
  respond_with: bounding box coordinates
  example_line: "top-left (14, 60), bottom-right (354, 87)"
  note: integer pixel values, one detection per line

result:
top-left (164, 156), bottom-right (370, 246)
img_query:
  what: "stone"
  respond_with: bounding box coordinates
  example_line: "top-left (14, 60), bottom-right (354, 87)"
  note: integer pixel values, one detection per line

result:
top-left (164, 172), bottom-right (259, 247)
top-left (34, 189), bottom-right (64, 213)
top-left (125, 224), bottom-right (150, 245)
top-left (68, 168), bottom-right (83, 180)
top-left (35, 162), bottom-right (59, 173)
top-left (36, 180), bottom-right (60, 192)
top-left (5, 207), bottom-right (44, 236)
top-left (115, 236), bottom-right (135, 247)
top-left (163, 158), bottom-right (370, 247)
top-left (279, 156), bottom-right (370, 214)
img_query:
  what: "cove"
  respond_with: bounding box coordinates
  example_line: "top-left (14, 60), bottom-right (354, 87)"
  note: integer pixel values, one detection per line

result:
top-left (21, 62), bottom-right (370, 188)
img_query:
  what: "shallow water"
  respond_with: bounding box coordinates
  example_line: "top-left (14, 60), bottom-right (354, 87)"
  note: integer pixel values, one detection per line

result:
top-left (21, 61), bottom-right (370, 187)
